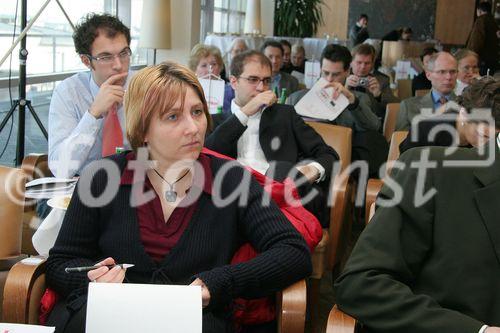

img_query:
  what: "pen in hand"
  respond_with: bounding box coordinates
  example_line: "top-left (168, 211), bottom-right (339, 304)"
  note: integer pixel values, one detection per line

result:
top-left (65, 264), bottom-right (134, 273)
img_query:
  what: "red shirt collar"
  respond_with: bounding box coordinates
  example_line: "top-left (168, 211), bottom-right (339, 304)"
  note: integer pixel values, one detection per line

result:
top-left (120, 151), bottom-right (213, 195)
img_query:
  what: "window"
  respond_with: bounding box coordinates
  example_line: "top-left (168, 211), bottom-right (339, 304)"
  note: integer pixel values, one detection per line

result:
top-left (200, 0), bottom-right (247, 41)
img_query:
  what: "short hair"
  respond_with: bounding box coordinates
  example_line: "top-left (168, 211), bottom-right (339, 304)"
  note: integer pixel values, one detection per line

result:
top-left (280, 39), bottom-right (292, 50)
top-left (230, 50), bottom-right (272, 78)
top-left (420, 47), bottom-right (438, 61)
top-left (229, 38), bottom-right (248, 52)
top-left (125, 62), bottom-right (212, 151)
top-left (426, 52), bottom-right (456, 71)
top-left (453, 48), bottom-right (479, 63)
top-left (458, 76), bottom-right (500, 128)
top-left (261, 40), bottom-right (284, 55)
top-left (73, 13), bottom-right (130, 55)
top-left (351, 43), bottom-right (376, 62)
top-left (291, 44), bottom-right (305, 55)
top-left (359, 14), bottom-right (368, 21)
top-left (188, 44), bottom-right (224, 72)
top-left (477, 1), bottom-right (492, 13)
top-left (320, 44), bottom-right (352, 71)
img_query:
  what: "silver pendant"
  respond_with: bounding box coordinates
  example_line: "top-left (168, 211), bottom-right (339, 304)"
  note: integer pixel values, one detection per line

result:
top-left (165, 190), bottom-right (177, 202)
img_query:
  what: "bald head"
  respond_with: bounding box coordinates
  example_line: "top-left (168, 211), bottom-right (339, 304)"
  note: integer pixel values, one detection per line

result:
top-left (425, 52), bottom-right (458, 95)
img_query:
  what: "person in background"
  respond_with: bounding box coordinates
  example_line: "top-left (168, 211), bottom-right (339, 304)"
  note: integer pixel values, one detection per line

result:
top-left (206, 50), bottom-right (339, 227)
top-left (48, 13), bottom-right (133, 178)
top-left (261, 40), bottom-right (299, 99)
top-left (45, 62), bottom-right (312, 333)
top-left (349, 14), bottom-right (369, 48)
top-left (396, 52), bottom-right (458, 130)
top-left (412, 47), bottom-right (438, 96)
top-left (466, 1), bottom-right (499, 75)
top-left (290, 44), bottom-right (307, 73)
top-left (222, 39), bottom-right (249, 113)
top-left (454, 49), bottom-right (481, 96)
top-left (188, 44), bottom-right (224, 79)
top-left (335, 75), bottom-right (500, 333)
top-left (399, 76), bottom-right (499, 153)
top-left (346, 43), bottom-right (399, 122)
top-left (280, 39), bottom-right (293, 73)
top-left (381, 27), bottom-right (413, 42)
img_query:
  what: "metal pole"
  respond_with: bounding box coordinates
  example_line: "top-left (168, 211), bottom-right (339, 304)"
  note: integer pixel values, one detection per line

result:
top-left (15, 0), bottom-right (28, 165)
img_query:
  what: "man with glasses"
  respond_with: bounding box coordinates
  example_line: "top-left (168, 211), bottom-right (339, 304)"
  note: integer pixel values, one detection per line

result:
top-left (48, 13), bottom-right (133, 178)
top-left (396, 52), bottom-right (458, 131)
top-left (206, 50), bottom-right (338, 227)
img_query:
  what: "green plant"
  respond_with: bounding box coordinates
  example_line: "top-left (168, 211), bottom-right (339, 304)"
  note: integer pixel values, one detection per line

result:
top-left (274, 0), bottom-right (325, 37)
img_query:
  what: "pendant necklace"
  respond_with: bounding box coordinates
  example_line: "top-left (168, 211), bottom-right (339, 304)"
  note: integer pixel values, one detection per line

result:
top-left (152, 168), bottom-right (191, 202)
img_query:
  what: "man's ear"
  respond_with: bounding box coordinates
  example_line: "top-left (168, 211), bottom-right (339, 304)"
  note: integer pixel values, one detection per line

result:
top-left (229, 75), bottom-right (238, 90)
top-left (80, 55), bottom-right (92, 69)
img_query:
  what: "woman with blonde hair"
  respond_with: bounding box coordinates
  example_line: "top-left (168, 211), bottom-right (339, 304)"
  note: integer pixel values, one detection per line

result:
top-left (45, 62), bottom-right (311, 333)
top-left (454, 49), bottom-right (481, 96)
top-left (189, 43), bottom-right (224, 78)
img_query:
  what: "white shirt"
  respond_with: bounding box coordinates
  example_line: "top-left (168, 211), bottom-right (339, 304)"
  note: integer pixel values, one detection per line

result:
top-left (230, 100), bottom-right (325, 181)
top-left (455, 79), bottom-right (468, 96)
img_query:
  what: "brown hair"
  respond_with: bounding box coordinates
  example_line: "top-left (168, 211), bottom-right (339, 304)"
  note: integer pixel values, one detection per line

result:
top-left (125, 61), bottom-right (212, 151)
top-left (453, 49), bottom-right (479, 63)
top-left (188, 44), bottom-right (223, 72)
top-left (230, 50), bottom-right (272, 78)
top-left (351, 43), bottom-right (376, 62)
top-left (458, 76), bottom-right (500, 128)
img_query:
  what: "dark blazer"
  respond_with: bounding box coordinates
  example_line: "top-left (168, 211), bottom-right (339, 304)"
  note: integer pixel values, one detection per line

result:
top-left (466, 13), bottom-right (499, 73)
top-left (205, 103), bottom-right (339, 183)
top-left (412, 72), bottom-right (432, 96)
top-left (46, 153), bottom-right (312, 333)
top-left (335, 145), bottom-right (500, 332)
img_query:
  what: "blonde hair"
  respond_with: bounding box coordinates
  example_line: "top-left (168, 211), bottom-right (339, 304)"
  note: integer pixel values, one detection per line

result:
top-left (125, 61), bottom-right (212, 151)
top-left (188, 44), bottom-right (223, 72)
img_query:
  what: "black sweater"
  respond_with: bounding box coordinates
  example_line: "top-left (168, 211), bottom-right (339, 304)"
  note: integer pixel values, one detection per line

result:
top-left (46, 153), bottom-right (312, 332)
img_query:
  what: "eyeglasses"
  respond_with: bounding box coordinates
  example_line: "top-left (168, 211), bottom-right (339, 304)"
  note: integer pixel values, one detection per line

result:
top-left (238, 76), bottom-right (272, 86)
top-left (459, 65), bottom-right (479, 73)
top-left (85, 47), bottom-right (132, 64)
top-left (432, 69), bottom-right (458, 76)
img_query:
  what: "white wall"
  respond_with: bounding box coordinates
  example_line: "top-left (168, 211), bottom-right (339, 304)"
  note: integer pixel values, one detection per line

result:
top-left (261, 0), bottom-right (275, 36)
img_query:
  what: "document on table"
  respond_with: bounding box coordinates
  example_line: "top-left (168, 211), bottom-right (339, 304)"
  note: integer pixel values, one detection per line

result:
top-left (294, 77), bottom-right (350, 121)
top-left (0, 323), bottom-right (54, 333)
top-left (86, 282), bottom-right (202, 333)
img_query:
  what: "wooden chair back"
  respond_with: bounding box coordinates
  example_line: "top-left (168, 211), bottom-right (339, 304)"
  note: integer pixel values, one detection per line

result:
top-left (415, 89), bottom-right (430, 97)
top-left (306, 122), bottom-right (352, 172)
top-left (383, 103), bottom-right (401, 142)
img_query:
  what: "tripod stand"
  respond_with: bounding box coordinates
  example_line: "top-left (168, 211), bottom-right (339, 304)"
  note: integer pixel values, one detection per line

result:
top-left (0, 0), bottom-right (73, 165)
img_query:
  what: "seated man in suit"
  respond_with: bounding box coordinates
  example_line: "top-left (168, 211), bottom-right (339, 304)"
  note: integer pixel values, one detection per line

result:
top-left (335, 79), bottom-right (500, 332)
top-left (261, 40), bottom-right (299, 100)
top-left (205, 50), bottom-right (339, 226)
top-left (287, 44), bottom-right (380, 132)
top-left (346, 43), bottom-right (400, 122)
top-left (287, 44), bottom-right (386, 178)
top-left (349, 14), bottom-right (369, 48)
top-left (396, 51), bottom-right (458, 130)
top-left (412, 47), bottom-right (438, 96)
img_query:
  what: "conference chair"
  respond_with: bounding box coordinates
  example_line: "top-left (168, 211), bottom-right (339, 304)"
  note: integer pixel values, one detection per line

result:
top-left (396, 79), bottom-right (412, 101)
top-left (325, 305), bottom-right (357, 333)
top-left (305, 122), bottom-right (352, 332)
top-left (21, 153), bottom-right (53, 255)
top-left (415, 89), bottom-right (430, 97)
top-left (364, 131), bottom-right (408, 225)
top-left (382, 103), bottom-right (401, 142)
top-left (0, 165), bottom-right (28, 318)
top-left (2, 258), bottom-right (307, 333)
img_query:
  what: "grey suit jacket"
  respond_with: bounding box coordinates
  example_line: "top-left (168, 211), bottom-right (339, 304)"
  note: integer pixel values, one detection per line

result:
top-left (335, 145), bottom-right (500, 332)
top-left (286, 89), bottom-right (380, 132)
top-left (395, 91), bottom-right (457, 131)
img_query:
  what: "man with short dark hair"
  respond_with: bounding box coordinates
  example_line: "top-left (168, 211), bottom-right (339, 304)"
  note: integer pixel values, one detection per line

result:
top-left (49, 13), bottom-right (133, 177)
top-left (206, 50), bottom-right (338, 226)
top-left (261, 40), bottom-right (299, 99)
top-left (349, 14), bottom-right (369, 47)
top-left (396, 52), bottom-right (458, 130)
top-left (467, 1), bottom-right (499, 75)
top-left (335, 77), bottom-right (500, 333)
top-left (346, 43), bottom-right (399, 121)
top-left (412, 47), bottom-right (438, 95)
top-left (279, 39), bottom-right (293, 73)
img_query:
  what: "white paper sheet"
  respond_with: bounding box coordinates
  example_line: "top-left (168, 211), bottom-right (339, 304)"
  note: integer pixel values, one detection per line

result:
top-left (86, 283), bottom-right (202, 333)
top-left (32, 208), bottom-right (66, 256)
top-left (199, 78), bottom-right (225, 114)
top-left (304, 61), bottom-right (321, 89)
top-left (395, 60), bottom-right (412, 80)
top-left (0, 323), bottom-right (54, 333)
top-left (294, 77), bottom-right (350, 121)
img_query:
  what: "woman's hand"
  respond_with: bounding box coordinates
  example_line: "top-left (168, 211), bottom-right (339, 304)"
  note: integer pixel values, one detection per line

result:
top-left (190, 278), bottom-right (211, 307)
top-left (87, 257), bottom-right (127, 284)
